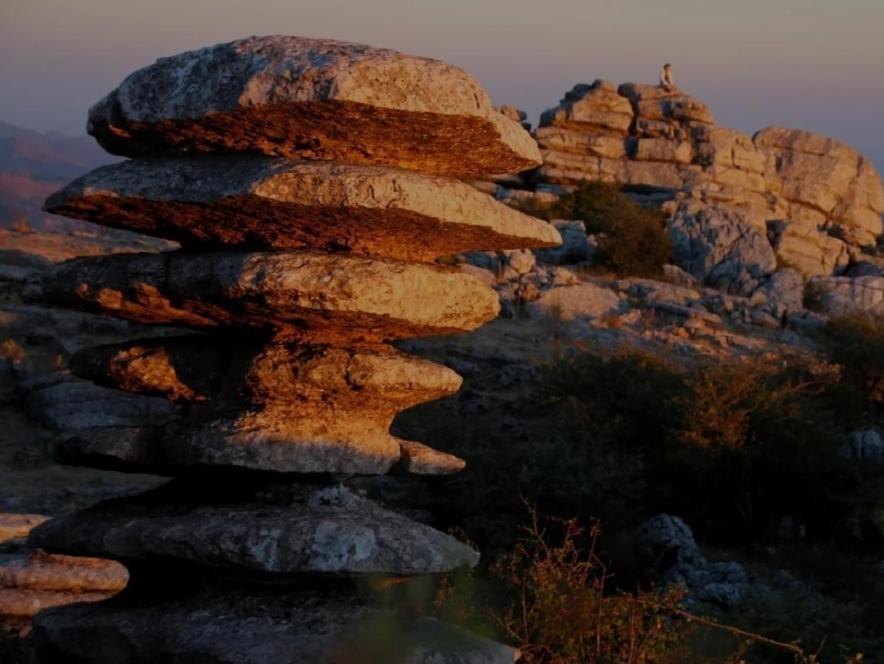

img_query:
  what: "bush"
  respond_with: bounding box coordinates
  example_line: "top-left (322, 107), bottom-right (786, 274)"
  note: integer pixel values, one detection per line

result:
top-left (822, 314), bottom-right (884, 415)
top-left (552, 182), bottom-right (672, 278)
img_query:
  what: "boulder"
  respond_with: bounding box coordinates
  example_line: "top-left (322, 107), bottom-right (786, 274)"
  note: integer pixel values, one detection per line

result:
top-left (45, 157), bottom-right (559, 262)
top-left (667, 203), bottom-right (777, 295)
top-left (534, 219), bottom-right (592, 265)
top-left (0, 552), bottom-right (127, 628)
top-left (767, 220), bottom-right (850, 277)
top-left (87, 35), bottom-right (540, 177)
top-left (539, 80), bottom-right (634, 134)
top-left (843, 430), bottom-right (884, 463)
top-left (24, 373), bottom-right (180, 432)
top-left (0, 513), bottom-right (49, 545)
top-left (33, 587), bottom-right (519, 664)
top-left (755, 128), bottom-right (884, 246)
top-left (30, 484), bottom-right (478, 576)
top-left (528, 282), bottom-right (624, 320)
top-left (755, 268), bottom-right (805, 315)
top-left (43, 251), bottom-right (501, 343)
top-left (808, 275), bottom-right (884, 317)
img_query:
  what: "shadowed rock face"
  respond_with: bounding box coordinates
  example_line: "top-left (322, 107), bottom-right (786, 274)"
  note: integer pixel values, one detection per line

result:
top-left (64, 339), bottom-right (468, 475)
top-left (43, 250), bottom-right (501, 342)
top-left (87, 35), bottom-right (541, 177)
top-left (29, 485), bottom-right (478, 575)
top-left (45, 157), bottom-right (559, 261)
top-left (33, 587), bottom-right (520, 664)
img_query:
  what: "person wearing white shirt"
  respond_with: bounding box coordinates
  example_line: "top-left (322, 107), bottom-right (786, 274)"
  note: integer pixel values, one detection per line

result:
top-left (660, 63), bottom-right (676, 92)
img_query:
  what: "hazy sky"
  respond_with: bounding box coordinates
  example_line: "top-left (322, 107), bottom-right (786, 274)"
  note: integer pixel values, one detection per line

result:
top-left (1, 0), bottom-right (882, 169)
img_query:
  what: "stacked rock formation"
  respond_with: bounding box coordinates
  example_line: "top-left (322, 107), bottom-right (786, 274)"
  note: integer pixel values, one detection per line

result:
top-left (531, 80), bottom-right (883, 282)
top-left (25, 35), bottom-right (559, 663)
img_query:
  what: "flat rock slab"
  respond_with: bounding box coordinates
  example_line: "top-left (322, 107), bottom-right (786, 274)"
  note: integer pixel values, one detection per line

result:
top-left (0, 552), bottom-right (127, 628)
top-left (43, 250), bottom-right (500, 343)
top-left (70, 338), bottom-right (462, 409)
top-left (30, 485), bottom-right (478, 575)
top-left (51, 418), bottom-right (466, 476)
top-left (34, 587), bottom-right (518, 664)
top-left (0, 513), bottom-right (49, 545)
top-left (87, 35), bottom-right (540, 177)
top-left (45, 157), bottom-right (560, 261)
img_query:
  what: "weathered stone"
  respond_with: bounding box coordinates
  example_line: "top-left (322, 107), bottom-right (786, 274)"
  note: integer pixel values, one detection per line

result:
top-left (539, 80), bottom-right (634, 134)
top-left (24, 374), bottom-right (180, 432)
top-left (0, 513), bottom-right (49, 545)
top-left (87, 35), bottom-right (540, 177)
top-left (70, 339), bottom-right (461, 408)
top-left (808, 275), bottom-right (884, 317)
top-left (667, 203), bottom-right (777, 294)
top-left (34, 587), bottom-right (520, 664)
top-left (767, 220), bottom-right (850, 277)
top-left (528, 282), bottom-right (624, 320)
top-left (756, 268), bottom-right (805, 314)
top-left (755, 128), bottom-right (884, 246)
top-left (0, 552), bottom-right (127, 629)
top-left (534, 219), bottom-right (592, 265)
top-left (43, 251), bottom-right (501, 342)
top-left (45, 157), bottom-right (559, 262)
top-left (30, 485), bottom-right (478, 575)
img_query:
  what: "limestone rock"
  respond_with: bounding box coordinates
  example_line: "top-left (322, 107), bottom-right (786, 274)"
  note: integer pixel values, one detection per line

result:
top-left (756, 268), bottom-right (805, 315)
top-left (755, 128), bottom-right (884, 246)
top-left (87, 35), bottom-right (540, 177)
top-left (70, 339), bottom-right (462, 408)
top-left (534, 219), bottom-right (592, 265)
top-left (45, 157), bottom-right (560, 262)
top-left (767, 220), bottom-right (850, 277)
top-left (667, 203), bottom-right (777, 295)
top-left (0, 552), bottom-right (127, 628)
top-left (30, 484), bottom-right (478, 575)
top-left (24, 373), bottom-right (180, 432)
top-left (0, 513), bottom-right (49, 545)
top-left (43, 251), bottom-right (501, 342)
top-left (33, 587), bottom-right (520, 664)
top-left (528, 282), bottom-right (624, 320)
top-left (844, 430), bottom-right (884, 463)
top-left (539, 80), bottom-right (634, 134)
top-left (808, 275), bottom-right (884, 317)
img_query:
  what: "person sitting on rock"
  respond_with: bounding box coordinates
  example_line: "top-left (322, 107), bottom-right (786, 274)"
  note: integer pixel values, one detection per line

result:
top-left (659, 63), bottom-right (677, 91)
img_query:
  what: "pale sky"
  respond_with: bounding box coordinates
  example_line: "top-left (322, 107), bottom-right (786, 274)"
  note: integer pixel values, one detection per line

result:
top-left (1, 0), bottom-right (882, 169)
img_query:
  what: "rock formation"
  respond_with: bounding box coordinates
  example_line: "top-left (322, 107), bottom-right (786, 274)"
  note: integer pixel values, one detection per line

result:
top-left (528, 80), bottom-right (883, 287)
top-left (26, 35), bottom-right (558, 663)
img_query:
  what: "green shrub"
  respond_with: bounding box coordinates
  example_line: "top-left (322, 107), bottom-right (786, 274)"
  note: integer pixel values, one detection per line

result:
top-left (552, 182), bottom-right (672, 278)
top-left (822, 314), bottom-right (884, 414)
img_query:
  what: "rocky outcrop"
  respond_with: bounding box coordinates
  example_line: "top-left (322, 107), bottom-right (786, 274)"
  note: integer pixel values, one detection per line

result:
top-left (87, 35), bottom-right (541, 177)
top-left (531, 79), bottom-right (884, 282)
top-left (29, 35), bottom-right (556, 661)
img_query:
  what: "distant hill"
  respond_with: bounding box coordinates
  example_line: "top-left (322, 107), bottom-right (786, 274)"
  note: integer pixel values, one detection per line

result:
top-left (0, 121), bottom-right (114, 231)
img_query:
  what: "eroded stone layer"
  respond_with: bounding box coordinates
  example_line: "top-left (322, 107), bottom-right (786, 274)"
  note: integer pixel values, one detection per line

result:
top-left (45, 158), bottom-right (560, 261)
top-left (29, 485), bottom-right (477, 576)
top-left (51, 423), bottom-right (465, 476)
top-left (33, 587), bottom-right (519, 664)
top-left (87, 35), bottom-right (540, 177)
top-left (43, 250), bottom-right (500, 342)
top-left (70, 338), bottom-right (462, 407)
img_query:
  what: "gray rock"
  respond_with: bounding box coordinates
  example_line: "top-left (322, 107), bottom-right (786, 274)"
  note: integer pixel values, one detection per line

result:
top-left (807, 275), bottom-right (884, 317)
top-left (843, 430), bottom-right (884, 463)
top-left (29, 484), bottom-right (479, 576)
top-left (534, 219), bottom-right (593, 265)
top-left (24, 373), bottom-right (180, 432)
top-left (636, 514), bottom-right (749, 610)
top-left (667, 203), bottom-right (776, 295)
top-left (34, 587), bottom-right (519, 664)
top-left (756, 268), bottom-right (805, 316)
top-left (527, 282), bottom-right (625, 321)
